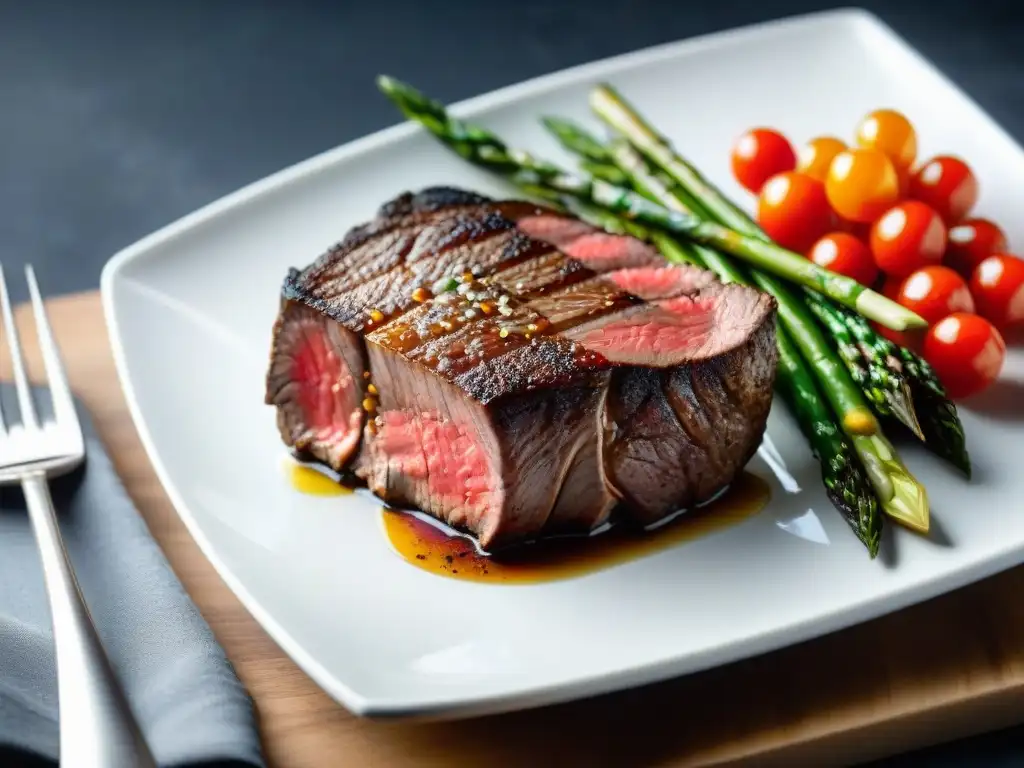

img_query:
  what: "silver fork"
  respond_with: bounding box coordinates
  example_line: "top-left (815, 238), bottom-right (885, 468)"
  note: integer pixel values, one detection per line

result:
top-left (0, 265), bottom-right (156, 768)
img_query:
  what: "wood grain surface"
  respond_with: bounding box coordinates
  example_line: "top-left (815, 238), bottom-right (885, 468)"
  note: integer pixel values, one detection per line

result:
top-left (7, 291), bottom-right (1024, 767)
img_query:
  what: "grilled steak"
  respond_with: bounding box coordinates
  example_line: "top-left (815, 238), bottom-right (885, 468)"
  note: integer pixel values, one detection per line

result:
top-left (266, 187), bottom-right (778, 548)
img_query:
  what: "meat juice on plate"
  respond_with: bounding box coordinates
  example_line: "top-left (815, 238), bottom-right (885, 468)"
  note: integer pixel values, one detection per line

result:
top-left (286, 456), bottom-right (770, 584)
top-left (285, 460), bottom-right (353, 497)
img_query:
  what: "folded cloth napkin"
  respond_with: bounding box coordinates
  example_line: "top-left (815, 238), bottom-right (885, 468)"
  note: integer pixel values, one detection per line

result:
top-left (0, 385), bottom-right (265, 767)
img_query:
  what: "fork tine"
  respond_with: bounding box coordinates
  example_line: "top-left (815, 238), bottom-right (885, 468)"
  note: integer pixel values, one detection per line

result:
top-left (0, 264), bottom-right (38, 430)
top-left (26, 266), bottom-right (77, 430)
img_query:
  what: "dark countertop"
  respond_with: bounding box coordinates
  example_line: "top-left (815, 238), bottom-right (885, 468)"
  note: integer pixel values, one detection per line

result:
top-left (2, 1), bottom-right (1022, 764)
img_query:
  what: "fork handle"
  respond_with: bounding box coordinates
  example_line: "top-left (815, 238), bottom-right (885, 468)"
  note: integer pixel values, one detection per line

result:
top-left (22, 472), bottom-right (158, 768)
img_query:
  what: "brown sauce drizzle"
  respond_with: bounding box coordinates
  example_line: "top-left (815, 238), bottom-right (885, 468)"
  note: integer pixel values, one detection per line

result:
top-left (286, 457), bottom-right (769, 586)
top-left (382, 473), bottom-right (770, 584)
top-left (285, 457), bottom-right (353, 497)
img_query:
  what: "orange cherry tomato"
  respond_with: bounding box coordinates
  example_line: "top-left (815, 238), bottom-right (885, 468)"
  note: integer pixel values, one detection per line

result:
top-left (896, 265), bottom-right (975, 326)
top-left (731, 128), bottom-right (797, 194)
top-left (945, 218), bottom-right (1008, 277)
top-left (797, 136), bottom-right (846, 182)
top-left (825, 148), bottom-right (901, 223)
top-left (855, 109), bottom-right (917, 170)
top-left (923, 312), bottom-right (1005, 399)
top-left (756, 171), bottom-right (835, 253)
top-left (869, 201), bottom-right (947, 278)
top-left (807, 232), bottom-right (878, 286)
top-left (909, 155), bottom-right (979, 224)
top-left (969, 253), bottom-right (1024, 330)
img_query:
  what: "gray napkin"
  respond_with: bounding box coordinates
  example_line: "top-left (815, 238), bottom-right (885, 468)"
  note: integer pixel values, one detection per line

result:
top-left (0, 385), bottom-right (264, 767)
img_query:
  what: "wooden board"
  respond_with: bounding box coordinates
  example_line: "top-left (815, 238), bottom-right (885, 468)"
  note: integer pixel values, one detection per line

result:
top-left (7, 291), bottom-right (1024, 767)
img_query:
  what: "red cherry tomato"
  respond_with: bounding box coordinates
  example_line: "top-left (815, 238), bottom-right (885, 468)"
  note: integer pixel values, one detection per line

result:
top-left (825, 148), bottom-right (901, 223)
top-left (909, 155), bottom-right (979, 224)
top-left (731, 128), bottom-right (797, 194)
top-left (945, 218), bottom-right (1008, 277)
top-left (969, 253), bottom-right (1024, 330)
top-left (855, 109), bottom-right (918, 170)
top-left (923, 312), bottom-right (1005, 399)
top-left (756, 172), bottom-right (835, 253)
top-left (797, 137), bottom-right (846, 182)
top-left (895, 265), bottom-right (975, 325)
top-left (808, 232), bottom-right (878, 286)
top-left (869, 201), bottom-right (947, 278)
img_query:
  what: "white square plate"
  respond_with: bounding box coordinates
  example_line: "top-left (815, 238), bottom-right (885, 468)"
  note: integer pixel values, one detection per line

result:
top-left (101, 8), bottom-right (1024, 718)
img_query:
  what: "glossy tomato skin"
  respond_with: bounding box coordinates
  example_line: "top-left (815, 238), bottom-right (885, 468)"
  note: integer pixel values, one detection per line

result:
top-left (825, 148), bottom-right (901, 223)
top-left (896, 265), bottom-right (975, 325)
top-left (797, 137), bottom-right (846, 182)
top-left (807, 232), bottom-right (878, 286)
top-left (869, 201), bottom-right (947, 278)
top-left (945, 218), bottom-right (1008, 277)
top-left (756, 171), bottom-right (835, 253)
top-left (855, 109), bottom-right (917, 169)
top-left (909, 155), bottom-right (979, 224)
top-left (923, 312), bottom-right (1005, 399)
top-left (969, 253), bottom-right (1024, 330)
top-left (731, 128), bottom-right (797, 194)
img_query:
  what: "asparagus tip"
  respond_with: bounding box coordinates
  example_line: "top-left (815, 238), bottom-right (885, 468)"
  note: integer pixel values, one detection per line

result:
top-left (884, 471), bottom-right (930, 534)
top-left (889, 383), bottom-right (926, 441)
top-left (860, 435), bottom-right (930, 533)
top-left (855, 290), bottom-right (928, 331)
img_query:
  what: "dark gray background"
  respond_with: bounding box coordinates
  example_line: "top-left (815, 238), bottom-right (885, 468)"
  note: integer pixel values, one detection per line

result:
top-left (2, 1), bottom-right (1022, 765)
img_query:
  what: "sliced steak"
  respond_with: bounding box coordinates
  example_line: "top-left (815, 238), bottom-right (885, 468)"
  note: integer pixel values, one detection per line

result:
top-left (266, 186), bottom-right (779, 549)
top-left (265, 299), bottom-right (368, 470)
top-left (359, 336), bottom-right (613, 548)
top-left (604, 317), bottom-right (777, 523)
top-left (562, 281), bottom-right (775, 366)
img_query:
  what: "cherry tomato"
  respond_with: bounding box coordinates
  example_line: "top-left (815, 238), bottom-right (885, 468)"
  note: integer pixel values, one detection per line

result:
top-left (909, 155), bottom-right (979, 224)
top-left (855, 109), bottom-right (918, 170)
top-left (808, 232), bottom-right (878, 286)
top-left (969, 253), bottom-right (1024, 330)
top-left (825, 148), bottom-right (901, 223)
top-left (945, 218), bottom-right (1008, 277)
top-left (756, 171), bottom-right (835, 253)
top-left (895, 265), bottom-right (974, 325)
top-left (923, 312), bottom-right (1005, 399)
top-left (869, 201), bottom-right (947, 278)
top-left (731, 128), bottom-right (797, 194)
top-left (797, 137), bottom-right (846, 182)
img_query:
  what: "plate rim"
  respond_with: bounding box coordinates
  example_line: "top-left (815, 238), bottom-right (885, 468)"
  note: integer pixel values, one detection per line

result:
top-left (98, 6), bottom-right (1023, 719)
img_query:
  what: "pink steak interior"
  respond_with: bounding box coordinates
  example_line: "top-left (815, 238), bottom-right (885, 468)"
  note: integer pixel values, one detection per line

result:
top-left (289, 320), bottom-right (363, 463)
